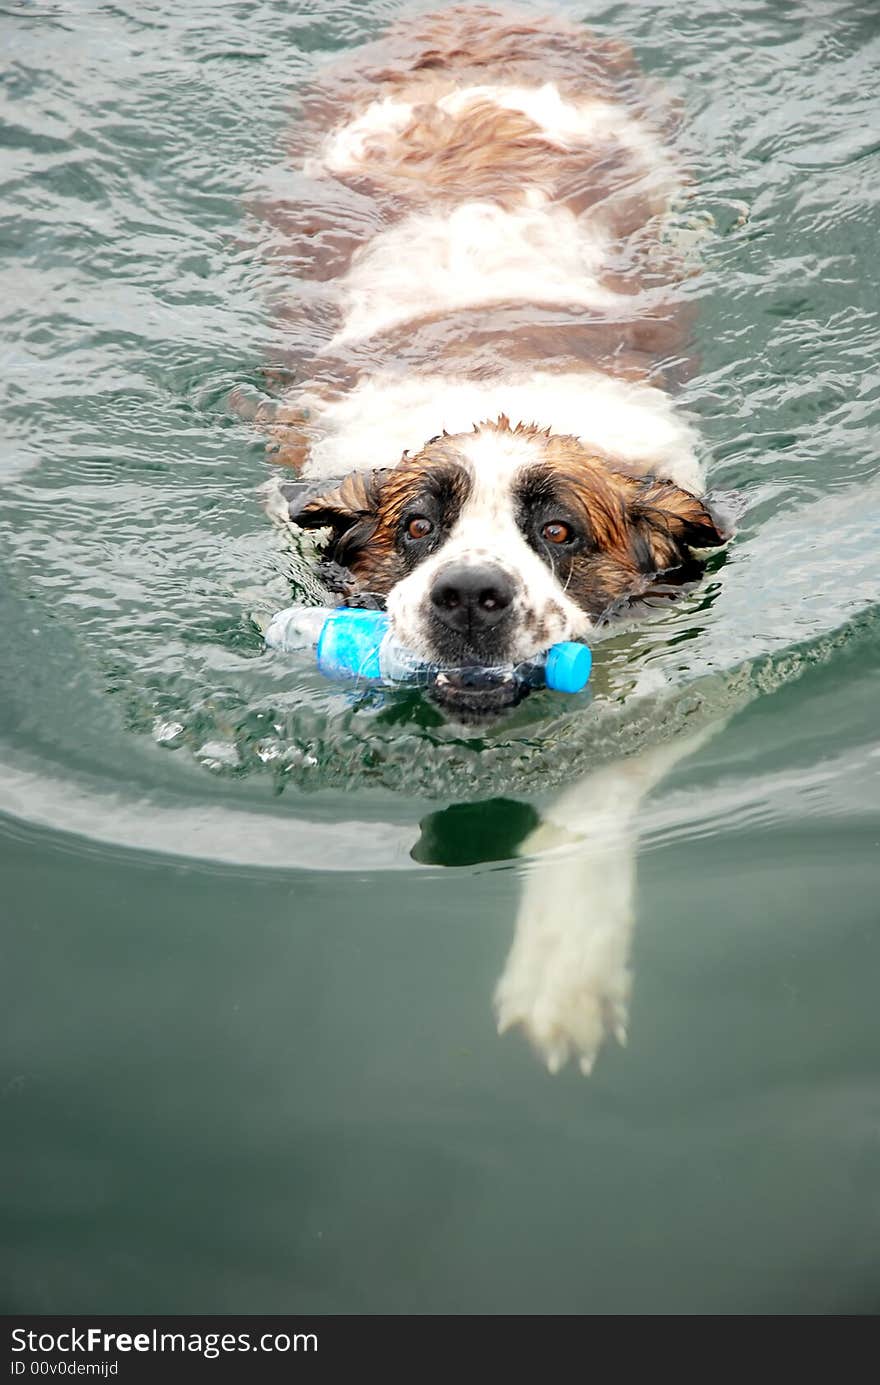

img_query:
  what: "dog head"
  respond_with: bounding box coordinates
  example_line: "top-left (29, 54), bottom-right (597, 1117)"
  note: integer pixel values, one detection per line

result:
top-left (292, 418), bottom-right (727, 718)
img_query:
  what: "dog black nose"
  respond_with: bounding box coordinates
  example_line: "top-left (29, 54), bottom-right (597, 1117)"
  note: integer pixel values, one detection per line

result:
top-left (430, 563), bottom-right (515, 634)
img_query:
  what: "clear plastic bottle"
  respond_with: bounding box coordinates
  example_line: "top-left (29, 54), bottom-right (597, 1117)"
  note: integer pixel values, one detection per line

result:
top-left (264, 605), bottom-right (591, 694)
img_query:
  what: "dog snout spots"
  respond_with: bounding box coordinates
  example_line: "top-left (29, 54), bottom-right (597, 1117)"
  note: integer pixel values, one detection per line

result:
top-left (430, 562), bottom-right (515, 635)
top-left (521, 607), bottom-right (549, 644)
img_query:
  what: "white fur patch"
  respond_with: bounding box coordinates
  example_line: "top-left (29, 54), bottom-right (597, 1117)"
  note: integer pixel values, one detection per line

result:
top-left (300, 371), bottom-right (704, 495)
top-left (386, 428), bottom-right (591, 663)
top-left (328, 200), bottom-right (620, 346)
top-left (309, 95), bottom-right (415, 173)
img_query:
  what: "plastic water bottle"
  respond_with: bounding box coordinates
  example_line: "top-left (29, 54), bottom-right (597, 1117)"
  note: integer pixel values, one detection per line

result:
top-left (264, 606), bottom-right (591, 694)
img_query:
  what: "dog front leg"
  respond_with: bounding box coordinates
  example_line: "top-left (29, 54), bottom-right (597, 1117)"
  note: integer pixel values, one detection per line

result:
top-left (495, 728), bottom-right (718, 1074)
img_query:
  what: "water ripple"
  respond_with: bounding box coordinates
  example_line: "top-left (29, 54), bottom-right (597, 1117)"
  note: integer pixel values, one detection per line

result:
top-left (1, 0), bottom-right (878, 825)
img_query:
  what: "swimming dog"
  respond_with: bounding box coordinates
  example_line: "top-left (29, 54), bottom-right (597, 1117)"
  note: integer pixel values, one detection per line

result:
top-left (253, 6), bottom-right (728, 1071)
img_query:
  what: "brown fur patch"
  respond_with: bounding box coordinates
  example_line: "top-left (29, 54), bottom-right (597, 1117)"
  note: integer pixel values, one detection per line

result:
top-left (486, 422), bottom-right (726, 614)
top-left (325, 98), bottom-right (660, 221)
top-left (292, 441), bottom-right (475, 595)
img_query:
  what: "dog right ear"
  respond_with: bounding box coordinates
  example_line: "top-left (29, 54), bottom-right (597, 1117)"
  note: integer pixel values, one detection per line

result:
top-left (289, 469), bottom-right (392, 568)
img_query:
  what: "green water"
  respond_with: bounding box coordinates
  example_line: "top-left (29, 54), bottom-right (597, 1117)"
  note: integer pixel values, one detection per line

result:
top-left (2, 0), bottom-right (879, 1314)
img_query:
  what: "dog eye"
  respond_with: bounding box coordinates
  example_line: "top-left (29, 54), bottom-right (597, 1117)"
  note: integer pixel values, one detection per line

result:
top-left (542, 521), bottom-right (573, 545)
top-left (406, 515), bottom-right (434, 540)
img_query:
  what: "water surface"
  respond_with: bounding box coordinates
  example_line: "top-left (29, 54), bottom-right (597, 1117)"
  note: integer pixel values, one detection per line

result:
top-left (2, 0), bottom-right (880, 1314)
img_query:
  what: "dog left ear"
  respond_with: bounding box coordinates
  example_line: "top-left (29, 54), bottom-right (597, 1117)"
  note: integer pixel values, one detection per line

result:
top-left (289, 468), bottom-right (392, 567)
top-left (631, 480), bottom-right (732, 567)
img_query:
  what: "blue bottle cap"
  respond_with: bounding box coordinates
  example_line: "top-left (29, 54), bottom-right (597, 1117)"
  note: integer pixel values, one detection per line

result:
top-left (316, 608), bottom-right (389, 681)
top-left (543, 641), bottom-right (592, 694)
